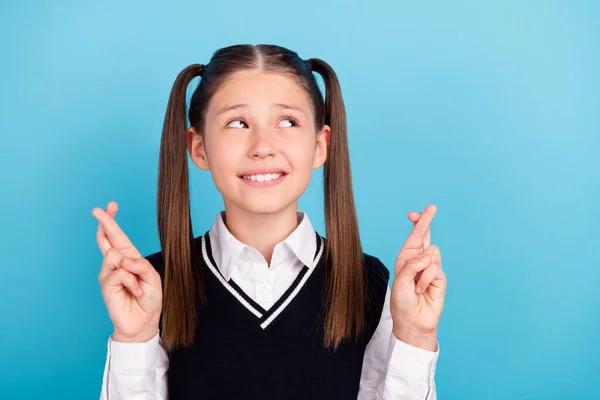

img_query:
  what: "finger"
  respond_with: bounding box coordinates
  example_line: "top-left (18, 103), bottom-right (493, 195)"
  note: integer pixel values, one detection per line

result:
top-left (95, 201), bottom-right (119, 256)
top-left (403, 204), bottom-right (437, 250)
top-left (396, 240), bottom-right (436, 275)
top-left (104, 267), bottom-right (143, 297)
top-left (92, 206), bottom-right (136, 253)
top-left (429, 245), bottom-right (441, 266)
top-left (422, 213), bottom-right (432, 249)
top-left (95, 201), bottom-right (118, 251)
top-left (121, 257), bottom-right (160, 286)
top-left (414, 270), bottom-right (423, 286)
top-left (407, 211), bottom-right (432, 249)
top-left (396, 251), bottom-right (433, 283)
top-left (415, 263), bottom-right (441, 294)
top-left (407, 211), bottom-right (420, 221)
top-left (413, 244), bottom-right (439, 279)
top-left (98, 247), bottom-right (126, 283)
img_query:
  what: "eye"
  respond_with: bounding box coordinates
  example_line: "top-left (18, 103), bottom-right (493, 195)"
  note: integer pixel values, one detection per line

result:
top-left (225, 119), bottom-right (248, 129)
top-left (277, 117), bottom-right (299, 128)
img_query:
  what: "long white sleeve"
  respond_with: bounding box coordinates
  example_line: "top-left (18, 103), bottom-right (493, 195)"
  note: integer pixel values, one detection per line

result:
top-left (99, 330), bottom-right (169, 400)
top-left (358, 287), bottom-right (439, 400)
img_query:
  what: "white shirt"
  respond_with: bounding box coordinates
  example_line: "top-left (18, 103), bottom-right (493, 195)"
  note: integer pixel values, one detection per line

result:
top-left (100, 211), bottom-right (439, 399)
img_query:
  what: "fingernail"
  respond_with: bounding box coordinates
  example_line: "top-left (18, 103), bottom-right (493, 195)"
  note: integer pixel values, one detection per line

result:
top-left (137, 288), bottom-right (143, 296)
top-left (416, 286), bottom-right (422, 294)
top-left (123, 258), bottom-right (132, 267)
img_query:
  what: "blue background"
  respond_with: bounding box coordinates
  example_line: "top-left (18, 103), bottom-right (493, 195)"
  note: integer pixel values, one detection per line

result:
top-left (1, 0), bottom-right (598, 398)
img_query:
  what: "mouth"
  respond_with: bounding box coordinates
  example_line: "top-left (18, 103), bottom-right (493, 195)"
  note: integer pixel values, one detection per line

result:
top-left (238, 171), bottom-right (288, 186)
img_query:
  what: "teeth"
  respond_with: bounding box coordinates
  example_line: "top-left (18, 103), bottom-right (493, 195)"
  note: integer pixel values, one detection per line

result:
top-left (242, 173), bottom-right (282, 182)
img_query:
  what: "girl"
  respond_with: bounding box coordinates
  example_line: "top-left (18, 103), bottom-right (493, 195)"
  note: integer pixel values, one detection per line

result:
top-left (94, 44), bottom-right (447, 400)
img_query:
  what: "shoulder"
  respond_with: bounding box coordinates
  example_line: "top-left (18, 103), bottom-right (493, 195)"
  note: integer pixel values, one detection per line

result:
top-left (143, 249), bottom-right (166, 331)
top-left (362, 252), bottom-right (391, 287)
top-left (144, 249), bottom-right (165, 281)
top-left (361, 252), bottom-right (391, 336)
top-left (142, 235), bottom-right (205, 282)
top-left (318, 234), bottom-right (390, 286)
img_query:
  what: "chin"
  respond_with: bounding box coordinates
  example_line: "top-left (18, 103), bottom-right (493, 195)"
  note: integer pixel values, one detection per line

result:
top-left (231, 193), bottom-right (298, 216)
top-left (240, 201), bottom-right (292, 215)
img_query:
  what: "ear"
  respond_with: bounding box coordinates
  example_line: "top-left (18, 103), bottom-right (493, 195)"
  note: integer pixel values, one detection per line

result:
top-left (187, 127), bottom-right (210, 170)
top-left (312, 124), bottom-right (330, 169)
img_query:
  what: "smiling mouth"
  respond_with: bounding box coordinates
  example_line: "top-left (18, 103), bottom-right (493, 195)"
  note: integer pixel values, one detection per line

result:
top-left (240, 172), bottom-right (285, 182)
top-left (238, 172), bottom-right (288, 186)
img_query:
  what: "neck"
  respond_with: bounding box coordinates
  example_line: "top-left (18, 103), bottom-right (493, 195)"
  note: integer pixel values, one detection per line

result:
top-left (222, 201), bottom-right (300, 265)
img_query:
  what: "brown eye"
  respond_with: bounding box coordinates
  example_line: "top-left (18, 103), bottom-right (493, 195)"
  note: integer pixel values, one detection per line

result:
top-left (226, 119), bottom-right (248, 129)
top-left (277, 117), bottom-right (298, 128)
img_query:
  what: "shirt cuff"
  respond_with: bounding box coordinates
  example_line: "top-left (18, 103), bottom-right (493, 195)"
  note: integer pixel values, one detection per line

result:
top-left (108, 330), bottom-right (160, 374)
top-left (386, 332), bottom-right (439, 385)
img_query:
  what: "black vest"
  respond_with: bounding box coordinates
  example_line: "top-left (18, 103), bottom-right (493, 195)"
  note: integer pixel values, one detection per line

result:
top-left (145, 230), bottom-right (390, 400)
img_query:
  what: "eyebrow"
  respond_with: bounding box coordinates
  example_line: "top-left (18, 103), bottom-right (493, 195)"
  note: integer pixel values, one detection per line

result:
top-left (217, 103), bottom-right (248, 115)
top-left (216, 103), bottom-right (306, 116)
top-left (273, 103), bottom-right (306, 115)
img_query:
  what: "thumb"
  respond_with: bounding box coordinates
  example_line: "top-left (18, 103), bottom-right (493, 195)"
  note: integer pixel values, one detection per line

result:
top-left (120, 257), bottom-right (161, 287)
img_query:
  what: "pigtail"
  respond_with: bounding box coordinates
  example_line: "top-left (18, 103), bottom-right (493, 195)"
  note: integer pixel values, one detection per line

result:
top-left (157, 63), bottom-right (205, 351)
top-left (307, 58), bottom-right (366, 350)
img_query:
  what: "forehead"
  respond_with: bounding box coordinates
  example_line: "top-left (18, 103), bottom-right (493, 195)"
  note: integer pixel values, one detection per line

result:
top-left (207, 70), bottom-right (313, 114)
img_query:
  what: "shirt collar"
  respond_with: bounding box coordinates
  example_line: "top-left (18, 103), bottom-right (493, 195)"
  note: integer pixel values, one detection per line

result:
top-left (208, 210), bottom-right (318, 281)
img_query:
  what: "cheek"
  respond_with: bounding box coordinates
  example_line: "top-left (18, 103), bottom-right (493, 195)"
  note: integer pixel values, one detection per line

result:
top-left (287, 139), bottom-right (317, 174)
top-left (206, 133), bottom-right (240, 163)
top-left (204, 136), bottom-right (241, 181)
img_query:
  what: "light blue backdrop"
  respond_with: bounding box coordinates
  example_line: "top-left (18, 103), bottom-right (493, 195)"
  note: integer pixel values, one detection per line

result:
top-left (1, 0), bottom-right (598, 398)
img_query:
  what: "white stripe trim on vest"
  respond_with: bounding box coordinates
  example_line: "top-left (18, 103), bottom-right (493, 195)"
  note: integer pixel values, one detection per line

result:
top-left (201, 235), bottom-right (264, 319)
top-left (260, 236), bottom-right (325, 329)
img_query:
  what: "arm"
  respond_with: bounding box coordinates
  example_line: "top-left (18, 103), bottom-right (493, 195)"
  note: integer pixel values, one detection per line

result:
top-left (93, 203), bottom-right (166, 399)
top-left (99, 330), bottom-right (169, 400)
top-left (358, 287), bottom-right (439, 400)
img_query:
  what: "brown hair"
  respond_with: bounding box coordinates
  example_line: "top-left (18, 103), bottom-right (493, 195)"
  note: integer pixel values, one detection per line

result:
top-left (157, 44), bottom-right (365, 351)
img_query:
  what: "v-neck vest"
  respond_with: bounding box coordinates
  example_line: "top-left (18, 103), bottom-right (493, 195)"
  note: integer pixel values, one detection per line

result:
top-left (145, 230), bottom-right (390, 400)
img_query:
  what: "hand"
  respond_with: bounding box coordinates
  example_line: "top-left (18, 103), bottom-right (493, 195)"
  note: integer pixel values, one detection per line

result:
top-left (390, 204), bottom-right (447, 351)
top-left (93, 201), bottom-right (163, 343)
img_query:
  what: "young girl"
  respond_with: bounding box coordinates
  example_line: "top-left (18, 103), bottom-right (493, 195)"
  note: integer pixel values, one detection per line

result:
top-left (94, 44), bottom-right (447, 400)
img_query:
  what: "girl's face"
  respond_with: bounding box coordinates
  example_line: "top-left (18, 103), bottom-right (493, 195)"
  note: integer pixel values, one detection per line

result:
top-left (187, 70), bottom-right (330, 215)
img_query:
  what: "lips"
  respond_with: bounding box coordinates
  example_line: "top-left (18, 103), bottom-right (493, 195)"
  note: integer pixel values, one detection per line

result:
top-left (238, 170), bottom-right (288, 186)
top-left (237, 168), bottom-right (288, 177)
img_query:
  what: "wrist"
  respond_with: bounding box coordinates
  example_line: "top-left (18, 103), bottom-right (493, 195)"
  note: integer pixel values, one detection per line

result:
top-left (392, 325), bottom-right (438, 352)
top-left (112, 327), bottom-right (158, 343)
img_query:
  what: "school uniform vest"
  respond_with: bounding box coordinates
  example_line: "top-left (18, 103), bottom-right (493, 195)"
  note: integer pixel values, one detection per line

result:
top-left (146, 230), bottom-right (390, 400)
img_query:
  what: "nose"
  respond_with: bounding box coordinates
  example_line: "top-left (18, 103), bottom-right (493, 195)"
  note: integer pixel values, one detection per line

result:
top-left (248, 126), bottom-right (276, 159)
